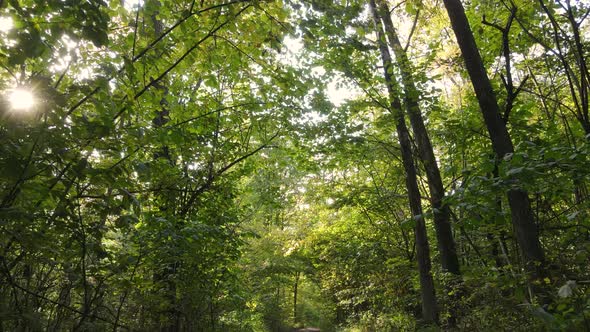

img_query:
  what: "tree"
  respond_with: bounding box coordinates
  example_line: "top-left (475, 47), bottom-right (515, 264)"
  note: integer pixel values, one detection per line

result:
top-left (2, 0), bottom-right (590, 330)
top-left (0, 0), bottom-right (303, 329)
top-left (369, 0), bottom-right (438, 323)
top-left (442, 0), bottom-right (546, 282)
top-left (376, 0), bottom-right (461, 276)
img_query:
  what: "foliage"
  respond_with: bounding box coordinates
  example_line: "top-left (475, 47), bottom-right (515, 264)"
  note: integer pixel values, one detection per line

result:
top-left (1, 0), bottom-right (590, 331)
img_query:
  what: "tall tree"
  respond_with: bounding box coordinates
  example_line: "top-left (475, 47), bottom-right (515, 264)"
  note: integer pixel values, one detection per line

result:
top-left (442, 0), bottom-right (546, 280)
top-left (376, 0), bottom-right (460, 276)
top-left (369, 0), bottom-right (438, 323)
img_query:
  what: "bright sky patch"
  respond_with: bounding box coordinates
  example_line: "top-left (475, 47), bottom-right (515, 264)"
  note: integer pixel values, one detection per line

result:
top-left (0, 17), bottom-right (13, 33)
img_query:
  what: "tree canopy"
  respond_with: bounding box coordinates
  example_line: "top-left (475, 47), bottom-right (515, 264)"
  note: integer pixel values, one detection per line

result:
top-left (1, 0), bottom-right (589, 331)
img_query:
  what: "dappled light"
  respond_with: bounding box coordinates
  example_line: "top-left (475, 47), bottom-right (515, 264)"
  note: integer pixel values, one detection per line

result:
top-left (1, 0), bottom-right (590, 331)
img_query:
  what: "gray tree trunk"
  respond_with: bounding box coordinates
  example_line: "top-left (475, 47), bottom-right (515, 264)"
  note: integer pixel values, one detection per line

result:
top-left (370, 0), bottom-right (438, 323)
top-left (377, 0), bottom-right (460, 276)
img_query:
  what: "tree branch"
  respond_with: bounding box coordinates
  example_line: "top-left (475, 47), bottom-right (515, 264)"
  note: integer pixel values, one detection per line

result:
top-left (66, 0), bottom-right (251, 117)
top-left (404, 8), bottom-right (420, 52)
top-left (179, 131), bottom-right (280, 216)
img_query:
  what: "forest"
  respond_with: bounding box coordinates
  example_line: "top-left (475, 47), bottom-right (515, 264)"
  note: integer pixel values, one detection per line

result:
top-left (1, 0), bottom-right (589, 330)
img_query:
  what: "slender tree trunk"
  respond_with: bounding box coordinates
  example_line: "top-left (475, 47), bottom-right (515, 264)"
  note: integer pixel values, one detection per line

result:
top-left (377, 0), bottom-right (460, 276)
top-left (293, 271), bottom-right (300, 325)
top-left (370, 0), bottom-right (438, 323)
top-left (442, 0), bottom-right (546, 280)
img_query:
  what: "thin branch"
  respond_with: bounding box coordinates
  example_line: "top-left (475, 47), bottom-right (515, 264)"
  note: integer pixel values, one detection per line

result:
top-left (131, 0), bottom-right (142, 58)
top-left (482, 4), bottom-right (520, 122)
top-left (0, 265), bottom-right (129, 330)
top-left (169, 102), bottom-right (266, 128)
top-left (179, 131), bottom-right (280, 216)
top-left (113, 4), bottom-right (252, 120)
top-left (404, 8), bottom-right (420, 52)
top-left (513, 75), bottom-right (530, 97)
top-left (260, 6), bottom-right (292, 34)
top-left (580, 7), bottom-right (590, 25)
top-left (459, 226), bottom-right (488, 266)
top-left (54, 59), bottom-right (72, 89)
top-left (66, 0), bottom-right (250, 117)
top-left (0, 63), bottom-right (19, 81)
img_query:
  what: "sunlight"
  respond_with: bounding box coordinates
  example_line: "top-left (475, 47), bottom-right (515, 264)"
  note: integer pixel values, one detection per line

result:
top-left (0, 16), bottom-right (13, 33)
top-left (283, 35), bottom-right (303, 54)
top-left (8, 88), bottom-right (35, 111)
top-left (282, 36), bottom-right (359, 106)
top-left (124, 0), bottom-right (142, 10)
top-left (326, 78), bottom-right (360, 107)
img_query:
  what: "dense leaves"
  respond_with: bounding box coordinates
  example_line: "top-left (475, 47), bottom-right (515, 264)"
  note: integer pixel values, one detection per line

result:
top-left (1, 0), bottom-right (590, 331)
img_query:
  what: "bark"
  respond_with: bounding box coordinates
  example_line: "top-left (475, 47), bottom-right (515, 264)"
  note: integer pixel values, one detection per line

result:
top-left (442, 0), bottom-right (546, 279)
top-left (377, 0), bottom-right (460, 276)
top-left (490, 164), bottom-right (506, 270)
top-left (369, 0), bottom-right (438, 323)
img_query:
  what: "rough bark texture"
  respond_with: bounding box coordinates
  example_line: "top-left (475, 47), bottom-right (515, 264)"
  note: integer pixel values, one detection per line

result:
top-left (442, 0), bottom-right (545, 278)
top-left (378, 0), bottom-right (461, 276)
top-left (370, 0), bottom-right (438, 323)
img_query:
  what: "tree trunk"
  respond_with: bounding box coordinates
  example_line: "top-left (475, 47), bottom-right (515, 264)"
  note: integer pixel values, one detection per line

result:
top-left (377, 0), bottom-right (461, 276)
top-left (146, 1), bottom-right (179, 330)
top-left (370, 0), bottom-right (438, 323)
top-left (442, 0), bottom-right (546, 280)
top-left (293, 271), bottom-right (300, 325)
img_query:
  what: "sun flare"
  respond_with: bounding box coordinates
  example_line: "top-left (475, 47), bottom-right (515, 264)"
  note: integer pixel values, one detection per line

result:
top-left (8, 88), bottom-right (35, 111)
